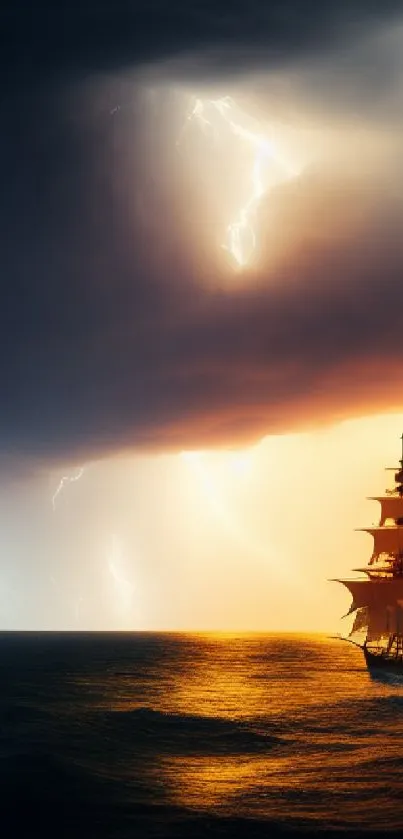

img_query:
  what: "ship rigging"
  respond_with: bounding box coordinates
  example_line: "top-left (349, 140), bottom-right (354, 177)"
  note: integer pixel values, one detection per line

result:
top-left (335, 434), bottom-right (403, 669)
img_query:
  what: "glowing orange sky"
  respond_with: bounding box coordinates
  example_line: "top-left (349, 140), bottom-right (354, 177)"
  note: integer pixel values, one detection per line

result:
top-left (8, 411), bottom-right (391, 632)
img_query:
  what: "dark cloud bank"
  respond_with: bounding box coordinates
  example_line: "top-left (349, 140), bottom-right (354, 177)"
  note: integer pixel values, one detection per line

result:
top-left (1, 0), bottom-right (401, 84)
top-left (1, 0), bottom-right (403, 465)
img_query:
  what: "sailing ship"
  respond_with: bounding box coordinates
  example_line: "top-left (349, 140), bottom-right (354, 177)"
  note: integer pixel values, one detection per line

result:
top-left (336, 435), bottom-right (403, 670)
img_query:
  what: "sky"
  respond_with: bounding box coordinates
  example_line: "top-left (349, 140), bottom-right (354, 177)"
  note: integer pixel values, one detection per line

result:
top-left (1, 0), bottom-right (403, 629)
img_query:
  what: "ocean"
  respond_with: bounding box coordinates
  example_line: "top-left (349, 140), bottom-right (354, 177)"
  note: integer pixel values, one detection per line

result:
top-left (1, 632), bottom-right (403, 838)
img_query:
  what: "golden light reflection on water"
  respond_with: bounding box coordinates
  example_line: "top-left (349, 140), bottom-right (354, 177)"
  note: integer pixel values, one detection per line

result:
top-left (152, 633), bottom-right (358, 720)
top-left (144, 635), bottom-right (368, 817)
top-left (167, 755), bottom-right (270, 811)
top-left (70, 633), bottom-right (403, 828)
top-left (150, 636), bottom-right (403, 823)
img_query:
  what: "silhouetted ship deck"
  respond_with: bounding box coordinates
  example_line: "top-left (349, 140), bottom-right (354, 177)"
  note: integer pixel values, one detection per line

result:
top-left (335, 435), bottom-right (403, 672)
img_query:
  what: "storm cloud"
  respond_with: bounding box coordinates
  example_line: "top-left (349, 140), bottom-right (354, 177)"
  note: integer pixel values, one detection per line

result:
top-left (1, 0), bottom-right (402, 85)
top-left (1, 0), bottom-right (403, 466)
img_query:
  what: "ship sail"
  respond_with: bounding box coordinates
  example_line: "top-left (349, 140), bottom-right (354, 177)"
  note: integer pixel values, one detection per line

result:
top-left (338, 579), bottom-right (403, 643)
top-left (358, 527), bottom-right (403, 560)
top-left (337, 578), bottom-right (403, 610)
top-left (366, 602), bottom-right (403, 642)
top-left (351, 607), bottom-right (368, 632)
top-left (334, 434), bottom-right (403, 664)
top-left (369, 496), bottom-right (403, 526)
top-left (349, 606), bottom-right (369, 645)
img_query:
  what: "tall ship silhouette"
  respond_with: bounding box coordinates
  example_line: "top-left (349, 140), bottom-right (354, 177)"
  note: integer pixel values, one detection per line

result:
top-left (336, 435), bottom-right (403, 670)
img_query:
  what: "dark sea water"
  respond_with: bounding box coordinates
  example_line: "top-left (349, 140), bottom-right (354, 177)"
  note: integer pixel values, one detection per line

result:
top-left (1, 632), bottom-right (403, 838)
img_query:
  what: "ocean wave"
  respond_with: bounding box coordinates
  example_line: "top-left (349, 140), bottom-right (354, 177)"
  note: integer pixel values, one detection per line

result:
top-left (99, 706), bottom-right (282, 755)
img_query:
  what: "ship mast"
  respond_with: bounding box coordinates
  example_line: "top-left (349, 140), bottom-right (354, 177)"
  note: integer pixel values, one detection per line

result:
top-left (334, 435), bottom-right (403, 651)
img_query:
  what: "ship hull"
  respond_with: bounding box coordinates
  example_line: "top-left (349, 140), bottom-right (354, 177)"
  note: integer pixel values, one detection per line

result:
top-left (364, 647), bottom-right (403, 672)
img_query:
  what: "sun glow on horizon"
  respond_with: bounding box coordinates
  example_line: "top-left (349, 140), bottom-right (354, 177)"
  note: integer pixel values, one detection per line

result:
top-left (6, 412), bottom-right (403, 632)
top-left (177, 413), bottom-right (403, 629)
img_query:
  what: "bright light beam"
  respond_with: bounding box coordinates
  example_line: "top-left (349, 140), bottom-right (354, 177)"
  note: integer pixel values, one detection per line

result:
top-left (52, 467), bottom-right (85, 511)
top-left (183, 95), bottom-right (301, 268)
top-left (181, 450), bottom-right (308, 593)
top-left (107, 534), bottom-right (136, 626)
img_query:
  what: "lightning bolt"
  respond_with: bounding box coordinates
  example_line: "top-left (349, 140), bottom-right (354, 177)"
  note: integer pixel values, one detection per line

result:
top-left (182, 95), bottom-right (300, 268)
top-left (52, 467), bottom-right (85, 511)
